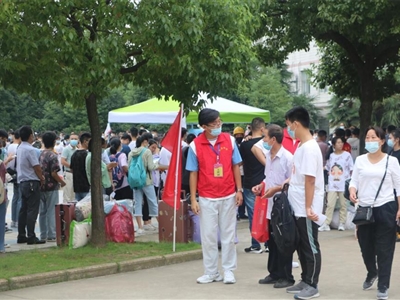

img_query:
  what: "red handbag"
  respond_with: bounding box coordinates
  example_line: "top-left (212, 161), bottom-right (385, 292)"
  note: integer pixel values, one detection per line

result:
top-left (251, 182), bottom-right (269, 243)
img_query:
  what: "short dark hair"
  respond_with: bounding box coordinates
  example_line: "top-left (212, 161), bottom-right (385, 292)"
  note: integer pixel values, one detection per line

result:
top-left (251, 117), bottom-right (266, 131)
top-left (334, 128), bottom-right (345, 138)
top-left (351, 127), bottom-right (360, 136)
top-left (181, 128), bottom-right (188, 138)
top-left (139, 129), bottom-right (147, 136)
top-left (0, 129), bottom-right (8, 138)
top-left (148, 139), bottom-right (158, 147)
top-left (64, 134), bottom-right (70, 140)
top-left (79, 132), bottom-right (91, 144)
top-left (198, 108), bottom-right (220, 126)
top-left (12, 129), bottom-right (20, 140)
top-left (42, 131), bottom-right (57, 148)
top-left (121, 133), bottom-right (132, 142)
top-left (19, 126), bottom-right (33, 142)
top-left (130, 126), bottom-right (138, 138)
top-left (391, 129), bottom-right (400, 141)
top-left (186, 133), bottom-right (196, 144)
top-left (284, 106), bottom-right (310, 128)
top-left (387, 125), bottom-right (396, 133)
top-left (345, 129), bottom-right (352, 137)
top-left (136, 133), bottom-right (152, 148)
top-left (318, 130), bottom-right (327, 138)
top-left (266, 124), bottom-right (283, 144)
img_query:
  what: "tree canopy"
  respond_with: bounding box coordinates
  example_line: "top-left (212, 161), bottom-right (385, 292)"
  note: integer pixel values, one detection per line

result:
top-left (0, 0), bottom-right (260, 246)
top-left (256, 0), bottom-right (400, 148)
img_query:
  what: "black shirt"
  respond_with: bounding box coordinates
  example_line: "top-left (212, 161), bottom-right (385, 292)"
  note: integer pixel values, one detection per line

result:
top-left (239, 137), bottom-right (265, 189)
top-left (390, 149), bottom-right (400, 165)
top-left (70, 149), bottom-right (90, 193)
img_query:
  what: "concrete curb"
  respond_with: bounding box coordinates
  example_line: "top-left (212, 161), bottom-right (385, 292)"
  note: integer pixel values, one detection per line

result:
top-left (4, 249), bottom-right (203, 291)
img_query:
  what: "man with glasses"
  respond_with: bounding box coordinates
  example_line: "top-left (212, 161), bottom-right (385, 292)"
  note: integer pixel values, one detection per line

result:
top-left (186, 108), bottom-right (243, 285)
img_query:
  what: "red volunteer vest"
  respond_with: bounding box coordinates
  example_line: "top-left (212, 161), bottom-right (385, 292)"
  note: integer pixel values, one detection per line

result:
top-left (194, 132), bottom-right (236, 198)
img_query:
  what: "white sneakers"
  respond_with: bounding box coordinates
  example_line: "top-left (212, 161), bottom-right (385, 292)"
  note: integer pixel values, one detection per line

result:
top-left (136, 228), bottom-right (144, 235)
top-left (196, 271), bottom-right (236, 284)
top-left (197, 273), bottom-right (223, 284)
top-left (223, 270), bottom-right (236, 284)
top-left (143, 224), bottom-right (157, 231)
top-left (318, 223), bottom-right (331, 232)
top-left (338, 223), bottom-right (345, 231)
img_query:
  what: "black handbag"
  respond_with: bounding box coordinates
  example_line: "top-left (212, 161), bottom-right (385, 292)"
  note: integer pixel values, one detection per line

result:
top-left (352, 155), bottom-right (389, 226)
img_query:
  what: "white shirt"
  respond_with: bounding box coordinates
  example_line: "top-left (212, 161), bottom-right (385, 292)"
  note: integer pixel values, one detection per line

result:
top-left (349, 154), bottom-right (400, 207)
top-left (6, 143), bottom-right (18, 169)
top-left (289, 139), bottom-right (324, 217)
top-left (263, 146), bottom-right (293, 219)
top-left (326, 151), bottom-right (353, 192)
top-left (254, 139), bottom-right (268, 157)
top-left (129, 140), bottom-right (137, 151)
top-left (159, 148), bottom-right (172, 183)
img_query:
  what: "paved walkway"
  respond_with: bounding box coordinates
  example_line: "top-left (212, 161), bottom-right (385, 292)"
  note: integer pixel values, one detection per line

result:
top-left (1, 222), bottom-right (400, 299)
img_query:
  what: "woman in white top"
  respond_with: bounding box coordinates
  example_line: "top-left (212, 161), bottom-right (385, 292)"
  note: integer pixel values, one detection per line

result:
top-left (349, 126), bottom-right (400, 300)
top-left (319, 136), bottom-right (353, 231)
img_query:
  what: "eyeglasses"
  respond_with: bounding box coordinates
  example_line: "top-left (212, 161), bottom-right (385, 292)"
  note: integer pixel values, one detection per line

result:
top-left (206, 119), bottom-right (223, 128)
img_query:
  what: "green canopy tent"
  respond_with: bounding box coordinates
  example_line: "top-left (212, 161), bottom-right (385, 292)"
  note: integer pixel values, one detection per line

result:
top-left (108, 97), bottom-right (270, 124)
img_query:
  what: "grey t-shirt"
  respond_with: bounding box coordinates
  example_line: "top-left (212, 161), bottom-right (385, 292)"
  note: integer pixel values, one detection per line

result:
top-left (16, 142), bottom-right (40, 183)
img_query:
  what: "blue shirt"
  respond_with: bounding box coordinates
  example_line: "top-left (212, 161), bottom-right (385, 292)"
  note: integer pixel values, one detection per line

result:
top-left (186, 136), bottom-right (242, 172)
top-left (16, 142), bottom-right (40, 183)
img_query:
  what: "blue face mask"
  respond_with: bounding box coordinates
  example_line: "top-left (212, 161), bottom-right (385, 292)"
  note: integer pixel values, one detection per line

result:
top-left (210, 127), bottom-right (222, 137)
top-left (365, 141), bottom-right (380, 153)
top-left (287, 126), bottom-right (296, 139)
top-left (70, 140), bottom-right (78, 147)
top-left (263, 142), bottom-right (272, 151)
top-left (388, 139), bottom-right (394, 148)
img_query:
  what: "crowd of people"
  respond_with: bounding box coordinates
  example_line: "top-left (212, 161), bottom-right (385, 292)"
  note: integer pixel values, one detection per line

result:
top-left (0, 107), bottom-right (399, 300)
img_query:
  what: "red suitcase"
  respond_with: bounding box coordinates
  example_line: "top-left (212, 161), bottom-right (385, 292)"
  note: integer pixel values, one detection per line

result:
top-left (55, 203), bottom-right (76, 246)
top-left (158, 200), bottom-right (191, 243)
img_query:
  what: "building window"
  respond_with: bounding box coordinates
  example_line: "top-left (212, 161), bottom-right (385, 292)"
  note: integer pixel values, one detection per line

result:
top-left (300, 70), bottom-right (310, 95)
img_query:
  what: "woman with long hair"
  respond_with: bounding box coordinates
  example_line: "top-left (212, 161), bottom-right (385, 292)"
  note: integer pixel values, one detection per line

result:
top-left (109, 137), bottom-right (132, 200)
top-left (349, 126), bottom-right (400, 300)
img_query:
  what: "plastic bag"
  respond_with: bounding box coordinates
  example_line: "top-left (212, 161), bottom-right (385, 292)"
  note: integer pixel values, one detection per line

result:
top-left (104, 201), bottom-right (115, 215)
top-left (105, 204), bottom-right (134, 243)
top-left (116, 199), bottom-right (134, 215)
top-left (75, 194), bottom-right (92, 222)
top-left (251, 182), bottom-right (269, 243)
top-left (69, 218), bottom-right (92, 249)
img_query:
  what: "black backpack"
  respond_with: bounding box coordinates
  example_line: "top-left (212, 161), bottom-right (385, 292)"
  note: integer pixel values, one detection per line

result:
top-left (271, 184), bottom-right (299, 257)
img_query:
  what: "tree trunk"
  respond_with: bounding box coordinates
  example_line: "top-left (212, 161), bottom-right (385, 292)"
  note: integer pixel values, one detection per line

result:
top-left (358, 73), bottom-right (375, 152)
top-left (85, 93), bottom-right (106, 247)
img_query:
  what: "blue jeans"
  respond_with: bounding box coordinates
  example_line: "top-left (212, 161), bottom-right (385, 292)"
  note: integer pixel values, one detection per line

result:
top-left (243, 188), bottom-right (262, 248)
top-left (133, 185), bottom-right (158, 217)
top-left (75, 192), bottom-right (89, 201)
top-left (39, 190), bottom-right (59, 240)
top-left (11, 182), bottom-right (21, 222)
top-left (0, 200), bottom-right (7, 252)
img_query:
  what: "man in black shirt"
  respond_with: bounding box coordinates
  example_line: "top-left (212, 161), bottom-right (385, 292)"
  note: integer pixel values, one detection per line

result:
top-left (70, 132), bottom-right (91, 201)
top-left (239, 118), bottom-right (266, 253)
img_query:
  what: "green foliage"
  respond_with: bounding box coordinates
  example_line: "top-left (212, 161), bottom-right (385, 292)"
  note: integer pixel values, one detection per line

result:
top-left (327, 96), bottom-right (360, 128)
top-left (379, 95), bottom-right (400, 127)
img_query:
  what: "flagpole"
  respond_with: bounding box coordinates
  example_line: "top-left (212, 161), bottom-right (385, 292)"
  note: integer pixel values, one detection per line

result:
top-left (172, 104), bottom-right (183, 252)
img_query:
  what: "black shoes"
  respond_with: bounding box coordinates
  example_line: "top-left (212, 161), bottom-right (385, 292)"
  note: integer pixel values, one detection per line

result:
top-left (17, 237), bottom-right (28, 244)
top-left (259, 275), bottom-right (278, 284)
top-left (27, 238), bottom-right (46, 245)
top-left (274, 279), bottom-right (295, 288)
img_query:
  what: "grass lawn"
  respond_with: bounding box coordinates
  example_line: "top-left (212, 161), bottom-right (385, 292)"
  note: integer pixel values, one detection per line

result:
top-left (0, 242), bottom-right (201, 280)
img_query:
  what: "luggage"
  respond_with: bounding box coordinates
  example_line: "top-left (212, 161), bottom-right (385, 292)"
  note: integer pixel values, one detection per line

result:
top-left (158, 200), bottom-right (191, 243)
top-left (55, 203), bottom-right (76, 247)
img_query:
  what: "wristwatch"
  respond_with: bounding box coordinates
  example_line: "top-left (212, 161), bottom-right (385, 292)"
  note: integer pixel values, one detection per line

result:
top-left (237, 188), bottom-right (244, 193)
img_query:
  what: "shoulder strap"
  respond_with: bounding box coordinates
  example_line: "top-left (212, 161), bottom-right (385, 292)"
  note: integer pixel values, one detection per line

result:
top-left (373, 154), bottom-right (389, 206)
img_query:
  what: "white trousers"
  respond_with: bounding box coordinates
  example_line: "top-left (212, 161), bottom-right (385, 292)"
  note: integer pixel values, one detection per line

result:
top-left (63, 172), bottom-right (75, 203)
top-left (199, 196), bottom-right (237, 275)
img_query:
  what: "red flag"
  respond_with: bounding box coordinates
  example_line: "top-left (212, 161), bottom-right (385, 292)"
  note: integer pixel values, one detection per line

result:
top-left (161, 108), bottom-right (183, 210)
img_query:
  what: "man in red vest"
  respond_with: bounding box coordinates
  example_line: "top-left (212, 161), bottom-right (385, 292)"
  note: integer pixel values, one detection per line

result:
top-left (186, 108), bottom-right (243, 285)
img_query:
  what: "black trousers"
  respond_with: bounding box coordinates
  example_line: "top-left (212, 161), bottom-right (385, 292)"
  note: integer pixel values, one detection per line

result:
top-left (296, 217), bottom-right (321, 288)
top-left (357, 201), bottom-right (398, 290)
top-left (18, 181), bottom-right (41, 242)
top-left (267, 219), bottom-right (294, 282)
